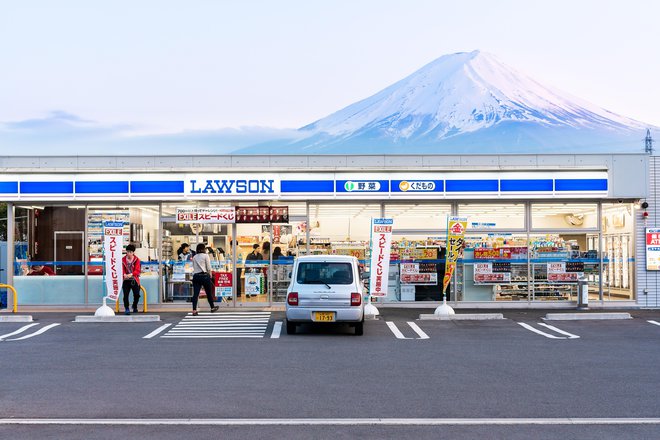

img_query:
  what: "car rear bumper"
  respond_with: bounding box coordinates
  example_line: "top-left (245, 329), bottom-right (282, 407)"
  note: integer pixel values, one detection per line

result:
top-left (286, 307), bottom-right (364, 323)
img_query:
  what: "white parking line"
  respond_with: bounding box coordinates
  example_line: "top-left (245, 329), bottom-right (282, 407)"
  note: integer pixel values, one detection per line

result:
top-left (407, 322), bottom-right (429, 339)
top-left (0, 323), bottom-right (39, 341)
top-left (270, 321), bottom-right (282, 338)
top-left (2, 417), bottom-right (660, 426)
top-left (648, 320), bottom-right (660, 327)
top-left (6, 323), bottom-right (60, 341)
top-left (538, 323), bottom-right (580, 339)
top-left (143, 323), bottom-right (172, 339)
top-left (386, 322), bottom-right (411, 339)
top-left (517, 322), bottom-right (565, 339)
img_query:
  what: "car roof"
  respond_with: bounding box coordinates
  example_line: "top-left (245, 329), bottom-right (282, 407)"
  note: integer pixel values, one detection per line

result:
top-left (295, 255), bottom-right (358, 263)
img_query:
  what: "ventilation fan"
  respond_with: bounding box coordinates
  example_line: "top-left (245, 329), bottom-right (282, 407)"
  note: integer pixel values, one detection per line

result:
top-left (564, 214), bottom-right (584, 226)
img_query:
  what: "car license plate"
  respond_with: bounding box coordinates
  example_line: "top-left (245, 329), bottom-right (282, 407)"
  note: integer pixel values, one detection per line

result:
top-left (314, 312), bottom-right (335, 322)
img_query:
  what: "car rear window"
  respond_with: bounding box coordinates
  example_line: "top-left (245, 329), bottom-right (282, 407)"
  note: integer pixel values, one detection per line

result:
top-left (296, 262), bottom-right (354, 285)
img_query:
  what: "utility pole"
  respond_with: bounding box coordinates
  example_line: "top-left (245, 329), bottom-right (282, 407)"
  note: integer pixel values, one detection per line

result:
top-left (646, 128), bottom-right (654, 154)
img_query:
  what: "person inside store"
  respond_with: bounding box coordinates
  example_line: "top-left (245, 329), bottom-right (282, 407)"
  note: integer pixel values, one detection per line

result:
top-left (122, 244), bottom-right (141, 315)
top-left (216, 247), bottom-right (226, 260)
top-left (246, 243), bottom-right (263, 261)
top-left (28, 263), bottom-right (56, 276)
top-left (261, 241), bottom-right (271, 259)
top-left (178, 243), bottom-right (192, 261)
top-left (272, 246), bottom-right (284, 260)
top-left (191, 243), bottom-right (219, 316)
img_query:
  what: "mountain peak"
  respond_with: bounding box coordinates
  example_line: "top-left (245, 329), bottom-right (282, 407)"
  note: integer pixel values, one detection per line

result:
top-left (294, 51), bottom-right (648, 152)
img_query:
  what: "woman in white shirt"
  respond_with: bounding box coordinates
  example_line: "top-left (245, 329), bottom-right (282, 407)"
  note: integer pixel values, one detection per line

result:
top-left (191, 243), bottom-right (219, 316)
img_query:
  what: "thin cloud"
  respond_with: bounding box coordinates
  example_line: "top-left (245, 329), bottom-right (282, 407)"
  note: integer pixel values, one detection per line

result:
top-left (0, 112), bottom-right (302, 155)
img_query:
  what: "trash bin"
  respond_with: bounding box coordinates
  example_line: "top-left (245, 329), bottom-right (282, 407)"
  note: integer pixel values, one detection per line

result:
top-left (577, 279), bottom-right (589, 310)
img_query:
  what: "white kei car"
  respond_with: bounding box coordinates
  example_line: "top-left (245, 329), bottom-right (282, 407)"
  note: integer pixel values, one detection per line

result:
top-left (285, 255), bottom-right (366, 335)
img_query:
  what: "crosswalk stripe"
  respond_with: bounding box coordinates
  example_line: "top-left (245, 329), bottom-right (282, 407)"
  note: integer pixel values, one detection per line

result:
top-left (163, 312), bottom-right (272, 338)
top-left (648, 320), bottom-right (660, 327)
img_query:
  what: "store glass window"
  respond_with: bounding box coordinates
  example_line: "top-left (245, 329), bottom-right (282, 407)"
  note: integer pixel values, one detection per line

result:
top-left (531, 203), bottom-right (598, 229)
top-left (462, 233), bottom-right (529, 301)
top-left (528, 233), bottom-right (594, 301)
top-left (162, 201), bottom-right (222, 303)
top-left (308, 203), bottom-right (380, 260)
top-left (382, 204), bottom-right (450, 302)
top-left (601, 202), bottom-right (635, 300)
top-left (87, 205), bottom-right (160, 305)
top-left (459, 203), bottom-right (525, 230)
top-left (14, 205), bottom-right (85, 305)
top-left (384, 203), bottom-right (451, 230)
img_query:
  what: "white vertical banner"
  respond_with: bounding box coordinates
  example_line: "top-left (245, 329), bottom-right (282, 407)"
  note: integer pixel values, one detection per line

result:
top-left (369, 218), bottom-right (394, 297)
top-left (103, 221), bottom-right (124, 301)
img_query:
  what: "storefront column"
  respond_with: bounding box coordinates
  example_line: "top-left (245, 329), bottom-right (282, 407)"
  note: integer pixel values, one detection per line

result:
top-left (597, 202), bottom-right (604, 302)
top-left (84, 205), bottom-right (89, 304)
top-left (231, 224), bottom-right (237, 306)
top-left (305, 203), bottom-right (310, 255)
top-left (157, 203), bottom-right (163, 304)
top-left (6, 203), bottom-right (14, 310)
top-left (525, 202), bottom-right (532, 303)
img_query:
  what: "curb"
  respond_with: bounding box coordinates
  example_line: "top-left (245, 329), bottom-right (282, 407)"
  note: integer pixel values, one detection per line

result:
top-left (544, 312), bottom-right (632, 321)
top-left (74, 315), bottom-right (161, 323)
top-left (419, 313), bottom-right (505, 321)
top-left (0, 315), bottom-right (33, 323)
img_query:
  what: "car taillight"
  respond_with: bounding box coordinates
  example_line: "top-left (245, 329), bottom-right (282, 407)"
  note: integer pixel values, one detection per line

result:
top-left (351, 292), bottom-right (361, 306)
top-left (287, 292), bottom-right (299, 306)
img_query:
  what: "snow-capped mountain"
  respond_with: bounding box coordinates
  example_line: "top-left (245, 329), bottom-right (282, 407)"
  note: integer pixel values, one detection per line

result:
top-left (245, 50), bottom-right (651, 154)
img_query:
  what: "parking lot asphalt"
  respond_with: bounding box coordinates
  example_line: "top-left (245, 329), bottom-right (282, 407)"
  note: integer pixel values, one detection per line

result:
top-left (1, 308), bottom-right (659, 439)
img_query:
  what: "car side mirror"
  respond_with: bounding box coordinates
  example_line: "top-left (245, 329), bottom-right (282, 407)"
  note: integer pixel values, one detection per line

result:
top-left (360, 271), bottom-right (370, 280)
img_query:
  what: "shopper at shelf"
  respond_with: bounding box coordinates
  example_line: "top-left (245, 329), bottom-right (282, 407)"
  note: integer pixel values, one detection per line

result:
top-left (122, 244), bottom-right (141, 315)
top-left (27, 263), bottom-right (56, 276)
top-left (191, 243), bottom-right (219, 316)
top-left (272, 246), bottom-right (284, 260)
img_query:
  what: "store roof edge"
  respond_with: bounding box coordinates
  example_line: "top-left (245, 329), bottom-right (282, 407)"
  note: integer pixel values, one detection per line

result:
top-left (0, 153), bottom-right (647, 172)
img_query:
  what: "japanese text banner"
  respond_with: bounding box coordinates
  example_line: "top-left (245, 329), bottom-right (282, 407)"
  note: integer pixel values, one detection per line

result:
top-left (369, 218), bottom-right (393, 297)
top-left (103, 221), bottom-right (124, 301)
top-left (442, 216), bottom-right (468, 296)
top-left (176, 207), bottom-right (235, 224)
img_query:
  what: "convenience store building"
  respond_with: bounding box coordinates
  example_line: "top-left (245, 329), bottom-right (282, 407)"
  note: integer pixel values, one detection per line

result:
top-left (0, 152), bottom-right (651, 309)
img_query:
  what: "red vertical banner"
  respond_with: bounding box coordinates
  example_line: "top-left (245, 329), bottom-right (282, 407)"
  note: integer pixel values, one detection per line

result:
top-left (369, 218), bottom-right (394, 297)
top-left (103, 221), bottom-right (124, 301)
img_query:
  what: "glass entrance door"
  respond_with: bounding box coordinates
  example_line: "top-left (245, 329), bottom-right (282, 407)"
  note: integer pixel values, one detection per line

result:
top-left (235, 223), bottom-right (270, 305)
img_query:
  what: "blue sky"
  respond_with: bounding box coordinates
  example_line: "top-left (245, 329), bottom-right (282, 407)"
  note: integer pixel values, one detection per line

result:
top-left (1, 0), bottom-right (659, 154)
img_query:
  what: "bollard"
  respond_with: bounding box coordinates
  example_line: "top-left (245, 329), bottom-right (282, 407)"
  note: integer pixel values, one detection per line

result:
top-left (577, 279), bottom-right (589, 310)
top-left (114, 285), bottom-right (148, 313)
top-left (0, 284), bottom-right (18, 313)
